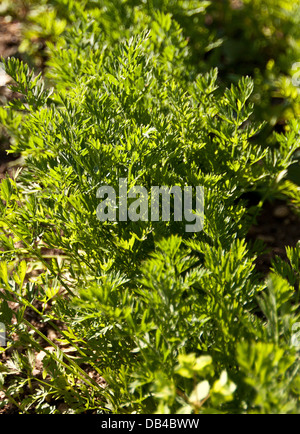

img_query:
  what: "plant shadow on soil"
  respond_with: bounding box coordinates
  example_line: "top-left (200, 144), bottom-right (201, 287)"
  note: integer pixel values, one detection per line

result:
top-left (247, 199), bottom-right (300, 276)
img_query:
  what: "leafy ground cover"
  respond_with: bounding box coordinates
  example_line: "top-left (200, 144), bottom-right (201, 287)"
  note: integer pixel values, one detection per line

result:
top-left (0, 0), bottom-right (300, 414)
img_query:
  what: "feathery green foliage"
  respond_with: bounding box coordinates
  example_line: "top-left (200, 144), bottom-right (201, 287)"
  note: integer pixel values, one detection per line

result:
top-left (0, 0), bottom-right (299, 414)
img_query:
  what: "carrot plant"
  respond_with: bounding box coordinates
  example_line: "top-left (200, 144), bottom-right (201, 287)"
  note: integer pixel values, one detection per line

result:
top-left (0, 1), bottom-right (299, 414)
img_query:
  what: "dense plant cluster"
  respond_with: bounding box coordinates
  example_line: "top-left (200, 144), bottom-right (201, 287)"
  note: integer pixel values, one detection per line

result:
top-left (0, 0), bottom-right (299, 414)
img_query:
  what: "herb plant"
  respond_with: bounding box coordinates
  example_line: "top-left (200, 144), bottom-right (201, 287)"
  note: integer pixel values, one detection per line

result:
top-left (0, 0), bottom-right (299, 414)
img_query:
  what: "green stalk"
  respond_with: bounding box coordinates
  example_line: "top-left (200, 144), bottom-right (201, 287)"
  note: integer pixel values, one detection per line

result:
top-left (0, 384), bottom-right (27, 413)
top-left (14, 290), bottom-right (105, 381)
top-left (22, 319), bottom-right (102, 392)
top-left (0, 217), bottom-right (75, 296)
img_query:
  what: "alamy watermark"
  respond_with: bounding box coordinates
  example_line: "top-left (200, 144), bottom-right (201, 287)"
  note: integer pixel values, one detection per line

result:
top-left (96, 179), bottom-right (204, 233)
top-left (0, 62), bottom-right (5, 75)
top-left (292, 62), bottom-right (300, 87)
top-left (291, 322), bottom-right (300, 352)
top-left (0, 323), bottom-right (6, 348)
top-left (0, 62), bottom-right (10, 88)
